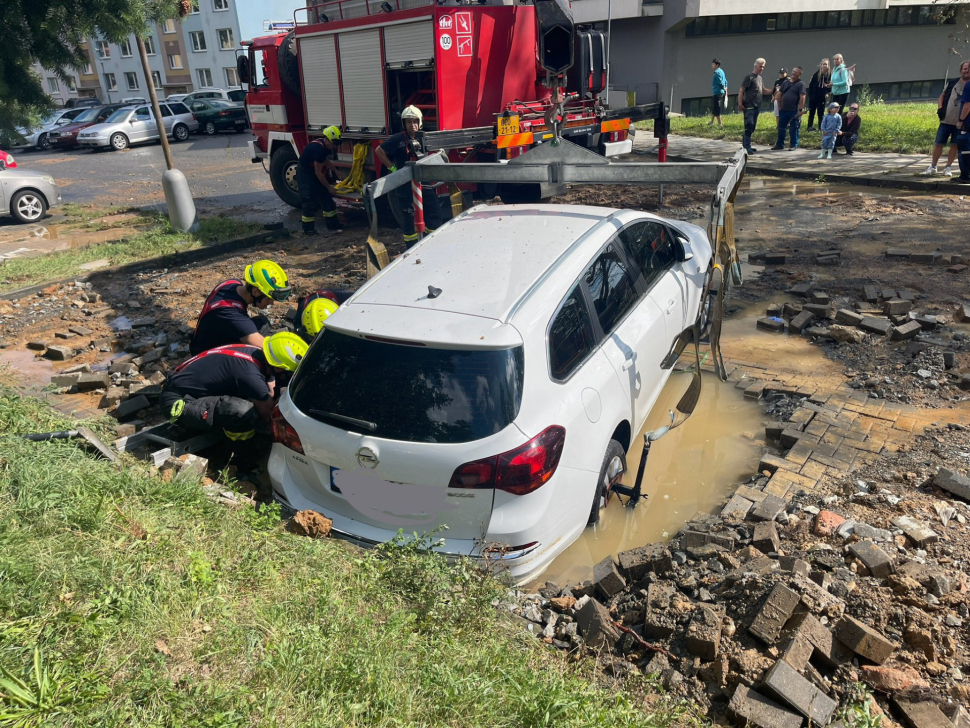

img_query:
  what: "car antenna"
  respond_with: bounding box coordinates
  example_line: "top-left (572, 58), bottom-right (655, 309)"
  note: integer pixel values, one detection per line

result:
top-left (427, 285), bottom-right (442, 299)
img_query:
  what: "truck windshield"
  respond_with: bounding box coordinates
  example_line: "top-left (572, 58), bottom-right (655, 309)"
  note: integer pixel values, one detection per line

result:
top-left (289, 329), bottom-right (524, 444)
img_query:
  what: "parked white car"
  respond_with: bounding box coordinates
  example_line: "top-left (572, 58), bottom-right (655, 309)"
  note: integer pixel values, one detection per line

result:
top-left (0, 154), bottom-right (61, 223)
top-left (268, 203), bottom-right (712, 584)
top-left (9, 108), bottom-right (87, 151)
top-left (183, 87), bottom-right (246, 106)
top-left (76, 102), bottom-right (199, 150)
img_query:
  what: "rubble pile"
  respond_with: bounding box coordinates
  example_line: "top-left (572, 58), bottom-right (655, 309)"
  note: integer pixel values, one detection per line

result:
top-left (509, 394), bottom-right (970, 728)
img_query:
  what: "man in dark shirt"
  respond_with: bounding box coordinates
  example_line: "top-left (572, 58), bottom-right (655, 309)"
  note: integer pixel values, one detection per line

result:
top-left (773, 66), bottom-right (807, 150)
top-left (190, 259), bottom-right (291, 356)
top-left (375, 105), bottom-right (443, 246)
top-left (956, 81), bottom-right (970, 182)
top-left (161, 332), bottom-right (307, 442)
top-left (835, 102), bottom-right (863, 155)
top-left (298, 125), bottom-right (344, 235)
top-left (737, 58), bottom-right (768, 154)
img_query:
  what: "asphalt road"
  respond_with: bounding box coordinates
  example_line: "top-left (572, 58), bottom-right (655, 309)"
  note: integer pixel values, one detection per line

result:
top-left (11, 132), bottom-right (296, 224)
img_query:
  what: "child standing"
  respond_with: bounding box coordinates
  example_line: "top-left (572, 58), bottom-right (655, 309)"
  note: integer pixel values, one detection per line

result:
top-left (819, 102), bottom-right (842, 159)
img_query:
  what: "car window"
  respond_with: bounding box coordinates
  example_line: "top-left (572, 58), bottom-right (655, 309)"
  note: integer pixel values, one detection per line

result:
top-left (106, 108), bottom-right (130, 123)
top-left (620, 221), bottom-right (677, 289)
top-left (549, 285), bottom-right (597, 381)
top-left (168, 102), bottom-right (189, 114)
top-left (191, 101), bottom-right (208, 112)
top-left (97, 109), bottom-right (116, 122)
top-left (159, 104), bottom-right (173, 117)
top-left (75, 108), bottom-right (101, 123)
top-left (133, 107), bottom-right (151, 120)
top-left (583, 243), bottom-right (640, 334)
top-left (228, 90), bottom-right (245, 102)
top-left (290, 330), bottom-right (525, 444)
top-left (209, 100), bottom-right (234, 108)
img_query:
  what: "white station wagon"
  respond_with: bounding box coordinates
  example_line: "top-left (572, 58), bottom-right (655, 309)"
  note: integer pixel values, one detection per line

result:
top-left (269, 204), bottom-right (713, 584)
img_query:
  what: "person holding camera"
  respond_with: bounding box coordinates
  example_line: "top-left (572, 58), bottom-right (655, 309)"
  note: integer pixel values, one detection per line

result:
top-left (921, 61), bottom-right (970, 177)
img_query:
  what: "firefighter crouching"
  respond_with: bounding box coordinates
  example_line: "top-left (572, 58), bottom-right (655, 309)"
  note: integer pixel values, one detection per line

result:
top-left (161, 333), bottom-right (307, 442)
top-left (292, 289), bottom-right (349, 343)
top-left (190, 260), bottom-right (292, 356)
top-left (375, 105), bottom-right (443, 247)
top-left (298, 125), bottom-right (345, 235)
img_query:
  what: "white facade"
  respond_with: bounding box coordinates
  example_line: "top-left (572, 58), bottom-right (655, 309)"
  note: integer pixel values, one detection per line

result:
top-left (31, 62), bottom-right (80, 107)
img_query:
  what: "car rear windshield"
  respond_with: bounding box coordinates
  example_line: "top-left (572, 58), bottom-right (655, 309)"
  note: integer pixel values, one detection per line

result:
top-left (210, 100), bottom-right (235, 109)
top-left (289, 329), bottom-right (525, 444)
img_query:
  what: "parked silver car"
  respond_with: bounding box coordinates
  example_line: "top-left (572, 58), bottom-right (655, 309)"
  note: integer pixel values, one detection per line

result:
top-left (0, 157), bottom-right (61, 223)
top-left (76, 102), bottom-right (199, 151)
top-left (10, 108), bottom-right (87, 151)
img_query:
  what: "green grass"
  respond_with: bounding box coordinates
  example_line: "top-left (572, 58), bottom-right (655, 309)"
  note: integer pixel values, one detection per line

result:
top-left (654, 101), bottom-right (940, 155)
top-left (0, 216), bottom-right (261, 293)
top-left (0, 388), bottom-right (700, 727)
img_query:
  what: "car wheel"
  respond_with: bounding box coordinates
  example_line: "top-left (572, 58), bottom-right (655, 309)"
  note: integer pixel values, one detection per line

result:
top-left (38, 133), bottom-right (51, 151)
top-left (204, 121), bottom-right (217, 135)
top-left (173, 124), bottom-right (190, 142)
top-left (269, 145), bottom-right (301, 208)
top-left (588, 439), bottom-right (626, 526)
top-left (10, 190), bottom-right (47, 224)
top-left (110, 133), bottom-right (129, 151)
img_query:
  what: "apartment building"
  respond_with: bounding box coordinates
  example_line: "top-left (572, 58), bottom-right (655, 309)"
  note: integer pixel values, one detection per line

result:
top-left (569, 0), bottom-right (970, 115)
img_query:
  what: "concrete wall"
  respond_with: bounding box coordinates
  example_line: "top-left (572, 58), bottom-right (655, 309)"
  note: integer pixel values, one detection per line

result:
top-left (607, 17), bottom-right (665, 102)
top-left (32, 63), bottom-right (80, 107)
top-left (181, 0), bottom-right (244, 89)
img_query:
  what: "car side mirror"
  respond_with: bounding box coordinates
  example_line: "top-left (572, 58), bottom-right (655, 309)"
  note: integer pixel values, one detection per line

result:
top-left (676, 237), bottom-right (694, 262)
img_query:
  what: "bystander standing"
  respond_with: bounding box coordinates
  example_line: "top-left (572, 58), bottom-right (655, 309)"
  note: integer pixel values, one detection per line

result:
top-left (831, 54), bottom-right (853, 109)
top-left (738, 58), bottom-right (768, 154)
top-left (772, 68), bottom-right (788, 126)
top-left (956, 74), bottom-right (970, 183)
top-left (709, 59), bottom-right (728, 127)
top-left (807, 59), bottom-right (831, 131)
top-left (773, 66), bottom-right (806, 150)
top-left (921, 61), bottom-right (970, 177)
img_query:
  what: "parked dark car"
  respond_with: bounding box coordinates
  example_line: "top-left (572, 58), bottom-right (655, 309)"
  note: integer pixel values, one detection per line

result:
top-left (188, 99), bottom-right (248, 135)
top-left (65, 97), bottom-right (102, 109)
top-left (47, 104), bottom-right (128, 149)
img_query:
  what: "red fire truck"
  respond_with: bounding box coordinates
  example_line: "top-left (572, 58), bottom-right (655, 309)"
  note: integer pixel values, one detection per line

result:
top-left (238, 0), bottom-right (668, 218)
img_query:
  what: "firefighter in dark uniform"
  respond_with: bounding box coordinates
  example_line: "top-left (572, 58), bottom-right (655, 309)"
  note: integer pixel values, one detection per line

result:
top-left (161, 332), bottom-right (307, 442)
top-left (293, 289), bottom-right (342, 344)
top-left (298, 125), bottom-right (344, 235)
top-left (375, 105), bottom-right (443, 247)
top-left (189, 259), bottom-right (291, 356)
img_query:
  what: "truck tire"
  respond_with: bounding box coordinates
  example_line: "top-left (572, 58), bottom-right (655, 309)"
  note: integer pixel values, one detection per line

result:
top-left (270, 145), bottom-right (301, 208)
top-left (498, 183), bottom-right (542, 205)
top-left (278, 31), bottom-right (301, 96)
top-left (588, 439), bottom-right (625, 527)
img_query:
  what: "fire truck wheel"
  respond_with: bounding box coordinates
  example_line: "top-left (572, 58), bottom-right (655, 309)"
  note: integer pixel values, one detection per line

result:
top-left (497, 183), bottom-right (542, 205)
top-left (278, 31), bottom-right (301, 96)
top-left (269, 145), bottom-right (301, 208)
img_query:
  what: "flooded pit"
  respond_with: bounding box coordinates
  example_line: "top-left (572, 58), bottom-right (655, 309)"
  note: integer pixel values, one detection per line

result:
top-left (0, 349), bottom-right (54, 383)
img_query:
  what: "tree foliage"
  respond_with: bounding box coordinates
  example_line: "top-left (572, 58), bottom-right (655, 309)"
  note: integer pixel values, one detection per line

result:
top-left (0, 0), bottom-right (178, 140)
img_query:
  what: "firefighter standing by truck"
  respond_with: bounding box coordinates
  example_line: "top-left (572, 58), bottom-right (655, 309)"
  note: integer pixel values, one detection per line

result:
top-left (375, 105), bottom-right (443, 247)
top-left (161, 333), bottom-right (308, 442)
top-left (190, 260), bottom-right (292, 356)
top-left (299, 125), bottom-right (345, 235)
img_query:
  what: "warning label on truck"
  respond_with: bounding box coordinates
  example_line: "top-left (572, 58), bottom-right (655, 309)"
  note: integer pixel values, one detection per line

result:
top-left (456, 12), bottom-right (471, 33)
top-left (457, 36), bottom-right (472, 57)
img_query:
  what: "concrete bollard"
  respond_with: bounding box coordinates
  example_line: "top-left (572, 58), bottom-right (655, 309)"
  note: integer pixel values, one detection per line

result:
top-left (162, 168), bottom-right (199, 233)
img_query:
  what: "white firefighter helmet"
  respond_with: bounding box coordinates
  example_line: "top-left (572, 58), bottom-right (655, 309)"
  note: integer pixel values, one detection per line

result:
top-left (401, 105), bottom-right (423, 128)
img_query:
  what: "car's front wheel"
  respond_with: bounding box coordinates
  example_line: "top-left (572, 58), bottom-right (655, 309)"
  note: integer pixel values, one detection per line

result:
top-left (10, 190), bottom-right (47, 224)
top-left (38, 133), bottom-right (51, 151)
top-left (110, 133), bottom-right (129, 151)
top-left (173, 123), bottom-right (190, 142)
top-left (204, 121), bottom-right (217, 135)
top-left (588, 439), bottom-right (626, 526)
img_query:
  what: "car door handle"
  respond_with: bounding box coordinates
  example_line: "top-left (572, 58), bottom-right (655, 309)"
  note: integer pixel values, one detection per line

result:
top-left (621, 353), bottom-right (636, 371)
top-left (666, 299), bottom-right (675, 315)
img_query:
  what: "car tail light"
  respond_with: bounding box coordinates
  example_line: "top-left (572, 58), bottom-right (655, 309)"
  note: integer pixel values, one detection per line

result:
top-left (218, 110), bottom-right (231, 117)
top-left (448, 426), bottom-right (566, 496)
top-left (192, 114), bottom-right (198, 122)
top-left (271, 404), bottom-right (305, 454)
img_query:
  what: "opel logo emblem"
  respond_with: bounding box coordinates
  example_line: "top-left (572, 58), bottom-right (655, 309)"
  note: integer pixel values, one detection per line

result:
top-left (356, 447), bottom-right (379, 469)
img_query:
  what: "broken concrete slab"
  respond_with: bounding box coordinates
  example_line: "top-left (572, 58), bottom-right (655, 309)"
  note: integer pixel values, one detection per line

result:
top-left (113, 395), bottom-right (150, 421)
top-left (50, 373), bottom-right (82, 388)
top-left (835, 615), bottom-right (895, 664)
top-left (575, 597), bottom-right (620, 649)
top-left (752, 521), bottom-right (781, 554)
top-left (783, 612), bottom-right (853, 668)
top-left (895, 701), bottom-right (957, 728)
top-left (593, 556), bottom-right (627, 599)
top-left (727, 685), bottom-right (803, 728)
top-left (891, 516), bottom-right (938, 548)
top-left (891, 320), bottom-right (922, 341)
top-left (617, 543), bottom-right (672, 581)
top-left (762, 659), bottom-right (837, 726)
top-left (686, 604), bottom-right (724, 660)
top-left (848, 541), bottom-right (894, 578)
top-left (803, 303), bottom-right (831, 318)
top-left (934, 468), bottom-right (970, 501)
top-left (910, 252), bottom-right (941, 265)
top-left (721, 493), bottom-right (755, 521)
top-left (643, 583), bottom-right (680, 638)
top-left (788, 310), bottom-right (815, 335)
top-left (44, 345), bottom-right (73, 361)
top-left (860, 317), bottom-right (893, 336)
top-left (836, 309), bottom-right (865, 326)
top-left (75, 373), bottom-right (110, 392)
top-left (749, 583), bottom-right (801, 644)
top-left (789, 283), bottom-right (813, 297)
top-left (751, 495), bottom-right (788, 522)
top-left (884, 299), bottom-right (912, 316)
top-left (68, 325), bottom-right (94, 337)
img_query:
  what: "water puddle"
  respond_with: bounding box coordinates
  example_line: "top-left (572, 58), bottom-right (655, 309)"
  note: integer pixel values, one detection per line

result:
top-left (535, 369), bottom-right (766, 587)
top-left (0, 349), bottom-right (54, 383)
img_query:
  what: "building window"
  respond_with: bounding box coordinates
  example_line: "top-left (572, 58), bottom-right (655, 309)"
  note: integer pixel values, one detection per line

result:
top-left (169, 53), bottom-right (183, 70)
top-left (213, 0), bottom-right (229, 10)
top-left (67, 76), bottom-right (76, 91)
top-left (95, 40), bottom-right (110, 59)
top-left (197, 68), bottom-right (213, 87)
top-left (152, 71), bottom-right (163, 89)
top-left (105, 73), bottom-right (117, 91)
top-left (162, 18), bottom-right (176, 33)
top-left (125, 71), bottom-right (139, 90)
top-left (144, 35), bottom-right (156, 55)
top-left (121, 39), bottom-right (132, 57)
top-left (82, 61), bottom-right (93, 75)
top-left (47, 77), bottom-right (60, 93)
top-left (225, 67), bottom-right (239, 86)
top-left (190, 0), bottom-right (200, 12)
top-left (217, 28), bottom-right (235, 49)
top-left (189, 31), bottom-right (207, 51)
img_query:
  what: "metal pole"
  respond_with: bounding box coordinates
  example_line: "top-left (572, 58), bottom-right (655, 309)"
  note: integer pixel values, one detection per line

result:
top-left (605, 0), bottom-right (612, 106)
top-left (137, 35), bottom-right (174, 170)
top-left (412, 180), bottom-right (425, 236)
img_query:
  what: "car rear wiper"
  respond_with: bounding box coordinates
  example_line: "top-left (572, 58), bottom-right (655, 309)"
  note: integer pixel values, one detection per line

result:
top-left (309, 409), bottom-right (378, 432)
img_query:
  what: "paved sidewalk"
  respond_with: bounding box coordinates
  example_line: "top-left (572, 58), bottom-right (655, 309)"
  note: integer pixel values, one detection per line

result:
top-left (632, 133), bottom-right (969, 193)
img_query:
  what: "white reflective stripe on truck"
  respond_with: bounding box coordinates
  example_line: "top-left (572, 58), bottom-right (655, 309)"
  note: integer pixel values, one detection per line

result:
top-left (300, 35), bottom-right (342, 129)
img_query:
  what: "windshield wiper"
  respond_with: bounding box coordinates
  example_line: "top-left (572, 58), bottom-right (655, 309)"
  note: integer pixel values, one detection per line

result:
top-left (309, 409), bottom-right (378, 432)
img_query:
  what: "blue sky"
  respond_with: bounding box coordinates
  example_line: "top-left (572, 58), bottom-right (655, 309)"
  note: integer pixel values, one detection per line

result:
top-left (236, 0), bottom-right (304, 41)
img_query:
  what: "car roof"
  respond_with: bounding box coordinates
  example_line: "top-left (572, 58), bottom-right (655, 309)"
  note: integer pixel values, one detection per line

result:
top-left (351, 204), bottom-right (618, 323)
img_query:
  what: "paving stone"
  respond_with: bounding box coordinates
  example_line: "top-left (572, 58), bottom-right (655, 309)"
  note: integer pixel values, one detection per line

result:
top-left (132, 348), bottom-right (163, 367)
top-left (860, 317), bottom-right (893, 336)
top-left (727, 685), bottom-right (803, 728)
top-left (916, 315), bottom-right (938, 330)
top-left (762, 659), bottom-right (837, 726)
top-left (749, 583), bottom-right (800, 644)
top-left (910, 252), bottom-right (941, 264)
top-left (75, 373), bottom-right (110, 392)
top-left (54, 331), bottom-right (76, 339)
top-left (721, 494), bottom-right (755, 521)
top-left (767, 303), bottom-right (783, 317)
top-left (933, 468), bottom-right (970, 501)
top-left (765, 253), bottom-right (787, 265)
top-left (61, 363), bottom-right (91, 374)
top-left (863, 285), bottom-right (880, 303)
top-left (848, 540), bottom-right (894, 578)
top-left (948, 264), bottom-right (968, 274)
top-left (897, 289), bottom-right (917, 301)
top-left (885, 249), bottom-right (912, 260)
top-left (575, 597), bottom-right (620, 649)
top-left (99, 386), bottom-right (126, 409)
top-left (894, 701), bottom-right (956, 728)
top-left (26, 341), bottom-right (47, 351)
top-left (114, 395), bottom-right (150, 421)
top-left (889, 314), bottom-right (909, 326)
top-left (943, 351), bottom-right (956, 369)
top-left (643, 583), bottom-right (679, 638)
top-left (686, 604), bottom-right (724, 660)
top-left (835, 615), bottom-right (895, 664)
top-left (891, 516), bottom-right (938, 547)
top-left (617, 543), bottom-right (672, 581)
top-left (592, 555), bottom-right (626, 599)
top-left (50, 373), bottom-right (82, 388)
top-left (779, 630), bottom-right (815, 670)
top-left (683, 530), bottom-right (736, 551)
top-left (758, 317), bottom-right (786, 332)
top-left (891, 320), bottom-right (922, 341)
top-left (789, 310), bottom-right (816, 334)
top-left (751, 495), bottom-right (788, 522)
top-left (783, 612), bottom-right (853, 668)
top-left (752, 521), bottom-right (781, 554)
top-left (836, 309), bottom-right (865, 326)
top-left (68, 325), bottom-right (94, 337)
top-left (803, 303), bottom-right (831, 318)
top-left (881, 287), bottom-right (897, 300)
top-left (44, 345), bottom-right (73, 361)
top-left (792, 575), bottom-right (845, 618)
top-left (779, 556), bottom-right (811, 578)
top-left (816, 255), bottom-right (840, 266)
top-left (884, 299), bottom-right (912, 316)
top-left (758, 453), bottom-right (790, 475)
top-left (789, 283), bottom-right (813, 297)
top-left (943, 705), bottom-right (970, 728)
top-left (810, 291), bottom-right (830, 305)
